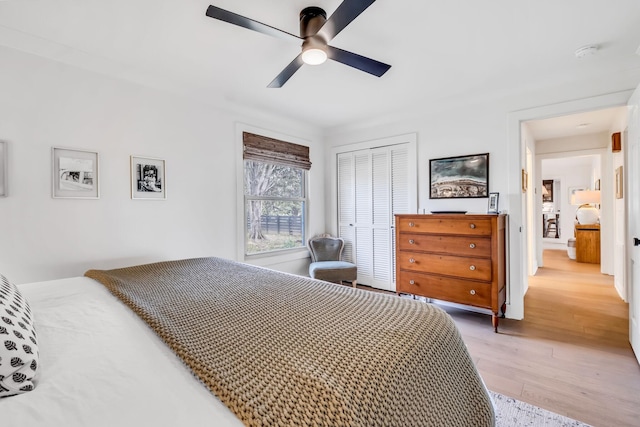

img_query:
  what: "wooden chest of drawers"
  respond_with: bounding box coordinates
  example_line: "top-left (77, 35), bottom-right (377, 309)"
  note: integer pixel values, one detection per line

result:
top-left (395, 214), bottom-right (507, 332)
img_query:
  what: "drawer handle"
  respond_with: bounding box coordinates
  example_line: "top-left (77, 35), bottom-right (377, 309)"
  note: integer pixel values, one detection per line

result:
top-left (409, 258), bottom-right (416, 263)
top-left (469, 265), bottom-right (476, 271)
top-left (409, 239), bottom-right (415, 244)
top-left (409, 222), bottom-right (415, 227)
top-left (469, 223), bottom-right (476, 229)
top-left (409, 280), bottom-right (415, 285)
top-left (470, 289), bottom-right (476, 295)
top-left (469, 243), bottom-right (476, 249)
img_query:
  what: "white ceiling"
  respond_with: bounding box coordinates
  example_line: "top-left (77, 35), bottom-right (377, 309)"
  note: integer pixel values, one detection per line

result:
top-left (1, 0), bottom-right (640, 131)
top-left (526, 106), bottom-right (628, 140)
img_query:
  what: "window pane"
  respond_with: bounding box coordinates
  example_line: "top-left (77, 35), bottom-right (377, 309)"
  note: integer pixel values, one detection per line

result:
top-left (244, 160), bottom-right (303, 198)
top-left (246, 200), bottom-right (305, 254)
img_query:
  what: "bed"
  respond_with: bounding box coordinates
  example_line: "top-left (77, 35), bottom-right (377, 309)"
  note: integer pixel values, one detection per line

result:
top-left (1, 257), bottom-right (495, 426)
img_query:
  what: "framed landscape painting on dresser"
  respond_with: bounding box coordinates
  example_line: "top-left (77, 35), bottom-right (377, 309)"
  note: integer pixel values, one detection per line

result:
top-left (429, 153), bottom-right (489, 199)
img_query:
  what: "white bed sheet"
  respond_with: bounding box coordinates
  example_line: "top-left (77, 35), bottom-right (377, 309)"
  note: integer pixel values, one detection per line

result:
top-left (0, 277), bottom-right (243, 427)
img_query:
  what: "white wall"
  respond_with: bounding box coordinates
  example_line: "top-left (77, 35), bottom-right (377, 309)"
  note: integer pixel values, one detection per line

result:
top-left (537, 132), bottom-right (609, 154)
top-left (0, 47), bottom-right (325, 283)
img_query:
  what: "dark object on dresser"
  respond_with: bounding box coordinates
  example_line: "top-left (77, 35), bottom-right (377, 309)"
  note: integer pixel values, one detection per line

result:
top-left (395, 214), bottom-right (507, 332)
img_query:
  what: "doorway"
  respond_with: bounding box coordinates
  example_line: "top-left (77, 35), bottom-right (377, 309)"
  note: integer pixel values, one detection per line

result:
top-left (522, 106), bottom-right (627, 321)
top-left (538, 154), bottom-right (603, 254)
top-left (506, 92), bottom-right (631, 321)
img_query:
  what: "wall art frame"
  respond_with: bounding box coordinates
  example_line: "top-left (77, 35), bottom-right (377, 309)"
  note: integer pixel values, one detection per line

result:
top-left (131, 155), bottom-right (166, 200)
top-left (542, 179), bottom-right (553, 202)
top-left (52, 147), bottom-right (99, 199)
top-left (568, 186), bottom-right (587, 204)
top-left (0, 141), bottom-right (7, 197)
top-left (429, 153), bottom-right (489, 199)
top-left (615, 166), bottom-right (623, 199)
top-left (487, 192), bottom-right (499, 213)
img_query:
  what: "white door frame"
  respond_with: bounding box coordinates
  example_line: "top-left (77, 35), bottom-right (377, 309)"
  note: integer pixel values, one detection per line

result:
top-left (626, 88), bottom-right (640, 364)
top-left (506, 90), bottom-right (632, 320)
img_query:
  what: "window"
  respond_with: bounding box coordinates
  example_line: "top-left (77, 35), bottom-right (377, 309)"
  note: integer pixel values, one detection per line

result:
top-left (243, 132), bottom-right (311, 256)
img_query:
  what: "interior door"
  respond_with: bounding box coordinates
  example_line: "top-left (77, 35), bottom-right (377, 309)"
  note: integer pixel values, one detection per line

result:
top-left (627, 85), bottom-right (640, 365)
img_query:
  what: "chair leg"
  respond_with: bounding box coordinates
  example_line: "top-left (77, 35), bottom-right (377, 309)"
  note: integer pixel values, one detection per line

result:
top-left (352, 280), bottom-right (357, 288)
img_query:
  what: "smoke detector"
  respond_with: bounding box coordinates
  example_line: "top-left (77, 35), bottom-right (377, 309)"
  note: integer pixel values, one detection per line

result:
top-left (575, 45), bottom-right (599, 59)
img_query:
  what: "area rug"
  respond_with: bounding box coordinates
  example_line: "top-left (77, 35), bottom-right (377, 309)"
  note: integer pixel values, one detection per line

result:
top-left (491, 391), bottom-right (592, 427)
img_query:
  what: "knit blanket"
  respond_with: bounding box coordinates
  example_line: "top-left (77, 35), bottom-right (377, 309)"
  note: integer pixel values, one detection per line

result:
top-left (86, 257), bottom-right (495, 426)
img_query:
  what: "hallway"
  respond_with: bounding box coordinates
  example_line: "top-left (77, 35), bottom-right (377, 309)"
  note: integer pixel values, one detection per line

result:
top-left (443, 249), bottom-right (640, 427)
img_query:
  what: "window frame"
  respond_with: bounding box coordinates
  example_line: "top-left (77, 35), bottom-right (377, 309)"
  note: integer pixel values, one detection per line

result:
top-left (236, 124), bottom-right (311, 266)
top-left (243, 159), bottom-right (308, 257)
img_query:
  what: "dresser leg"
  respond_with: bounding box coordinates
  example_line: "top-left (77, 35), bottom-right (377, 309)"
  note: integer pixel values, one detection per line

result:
top-left (492, 314), bottom-right (499, 333)
top-left (501, 302), bottom-right (507, 318)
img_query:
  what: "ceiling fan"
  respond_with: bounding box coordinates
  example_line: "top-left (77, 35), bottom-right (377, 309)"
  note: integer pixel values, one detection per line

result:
top-left (205, 0), bottom-right (391, 88)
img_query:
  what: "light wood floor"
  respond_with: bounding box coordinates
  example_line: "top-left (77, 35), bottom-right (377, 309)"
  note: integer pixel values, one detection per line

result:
top-left (439, 249), bottom-right (640, 427)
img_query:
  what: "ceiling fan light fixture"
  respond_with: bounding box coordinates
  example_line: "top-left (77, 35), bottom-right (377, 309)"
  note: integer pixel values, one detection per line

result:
top-left (205, 2), bottom-right (391, 87)
top-left (302, 46), bottom-right (327, 65)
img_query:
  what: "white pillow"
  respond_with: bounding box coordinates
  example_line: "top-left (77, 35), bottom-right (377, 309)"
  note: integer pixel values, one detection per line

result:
top-left (0, 274), bottom-right (38, 397)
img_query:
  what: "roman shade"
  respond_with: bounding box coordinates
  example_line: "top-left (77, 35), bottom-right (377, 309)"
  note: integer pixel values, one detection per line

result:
top-left (243, 132), bottom-right (311, 170)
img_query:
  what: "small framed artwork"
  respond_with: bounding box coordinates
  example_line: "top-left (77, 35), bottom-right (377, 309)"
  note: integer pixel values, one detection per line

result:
top-left (521, 169), bottom-right (528, 193)
top-left (0, 141), bottom-right (7, 197)
top-left (131, 156), bottom-right (166, 200)
top-left (615, 166), bottom-right (623, 199)
top-left (52, 147), bottom-right (99, 199)
top-left (487, 192), bottom-right (499, 213)
top-left (542, 179), bottom-right (553, 202)
top-left (568, 186), bottom-right (587, 204)
top-left (429, 153), bottom-right (489, 199)
top-left (595, 179), bottom-right (601, 191)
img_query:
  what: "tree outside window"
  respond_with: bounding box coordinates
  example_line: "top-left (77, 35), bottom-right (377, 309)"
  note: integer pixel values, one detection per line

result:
top-left (244, 160), bottom-right (306, 255)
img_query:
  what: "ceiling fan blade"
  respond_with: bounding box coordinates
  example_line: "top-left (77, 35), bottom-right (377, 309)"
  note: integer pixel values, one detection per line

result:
top-left (267, 54), bottom-right (305, 88)
top-left (317, 0), bottom-right (376, 42)
top-left (206, 5), bottom-right (301, 43)
top-left (327, 46), bottom-right (390, 77)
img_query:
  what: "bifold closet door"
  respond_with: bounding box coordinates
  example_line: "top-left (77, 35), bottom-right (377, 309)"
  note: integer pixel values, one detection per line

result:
top-left (337, 143), bottom-right (410, 291)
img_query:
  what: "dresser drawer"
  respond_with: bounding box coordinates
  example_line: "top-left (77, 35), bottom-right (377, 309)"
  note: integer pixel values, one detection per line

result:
top-left (397, 271), bottom-right (492, 308)
top-left (397, 252), bottom-right (491, 281)
top-left (397, 216), bottom-right (492, 236)
top-left (397, 233), bottom-right (492, 257)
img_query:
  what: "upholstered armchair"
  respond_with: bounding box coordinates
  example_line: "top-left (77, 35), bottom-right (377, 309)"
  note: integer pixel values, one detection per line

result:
top-left (307, 234), bottom-right (357, 287)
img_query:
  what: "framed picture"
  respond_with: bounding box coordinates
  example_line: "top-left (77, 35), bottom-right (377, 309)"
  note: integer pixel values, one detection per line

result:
top-left (0, 141), bottom-right (7, 197)
top-left (487, 192), bottom-right (499, 213)
top-left (542, 179), bottom-right (553, 202)
top-left (595, 179), bottom-right (601, 191)
top-left (615, 166), bottom-right (623, 199)
top-left (429, 153), bottom-right (489, 199)
top-left (131, 156), bottom-right (166, 200)
top-left (52, 147), bottom-right (99, 199)
top-left (521, 169), bottom-right (528, 193)
top-left (568, 186), bottom-right (587, 204)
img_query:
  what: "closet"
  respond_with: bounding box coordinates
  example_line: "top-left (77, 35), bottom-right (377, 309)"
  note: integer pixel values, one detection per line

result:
top-left (337, 141), bottom-right (416, 291)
